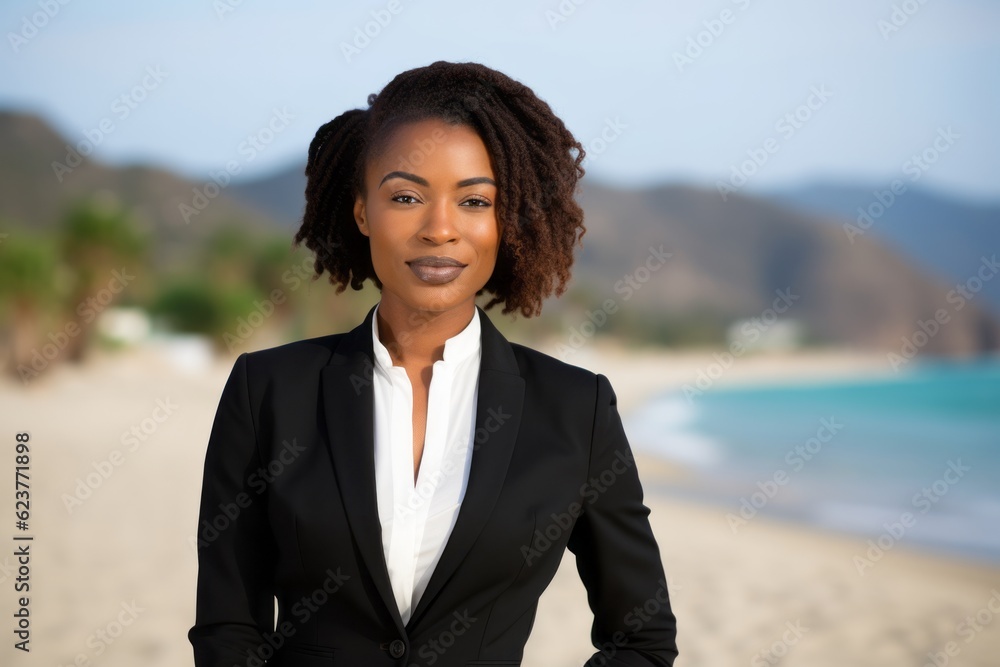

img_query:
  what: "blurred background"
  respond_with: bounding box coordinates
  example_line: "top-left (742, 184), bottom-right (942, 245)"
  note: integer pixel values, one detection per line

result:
top-left (1, 1), bottom-right (998, 666)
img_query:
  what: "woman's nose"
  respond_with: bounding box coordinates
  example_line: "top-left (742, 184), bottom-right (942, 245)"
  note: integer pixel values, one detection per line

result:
top-left (419, 200), bottom-right (459, 243)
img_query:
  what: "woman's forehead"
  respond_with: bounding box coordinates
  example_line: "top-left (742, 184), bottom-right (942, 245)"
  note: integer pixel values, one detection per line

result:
top-left (365, 119), bottom-right (495, 184)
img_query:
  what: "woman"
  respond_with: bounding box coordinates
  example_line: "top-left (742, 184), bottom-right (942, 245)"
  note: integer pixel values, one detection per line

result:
top-left (188, 60), bottom-right (678, 667)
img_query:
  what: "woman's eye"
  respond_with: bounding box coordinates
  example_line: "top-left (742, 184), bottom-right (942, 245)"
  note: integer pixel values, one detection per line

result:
top-left (462, 197), bottom-right (491, 208)
top-left (391, 194), bottom-right (419, 205)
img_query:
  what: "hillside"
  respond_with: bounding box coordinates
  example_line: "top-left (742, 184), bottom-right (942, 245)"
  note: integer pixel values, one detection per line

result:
top-left (226, 157), bottom-right (1000, 356)
top-left (2, 109), bottom-right (998, 356)
top-left (766, 182), bottom-right (1000, 314)
top-left (0, 110), bottom-right (282, 272)
top-left (576, 182), bottom-right (999, 355)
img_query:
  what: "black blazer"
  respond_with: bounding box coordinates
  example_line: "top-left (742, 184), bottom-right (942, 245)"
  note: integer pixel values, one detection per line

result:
top-left (188, 303), bottom-right (678, 667)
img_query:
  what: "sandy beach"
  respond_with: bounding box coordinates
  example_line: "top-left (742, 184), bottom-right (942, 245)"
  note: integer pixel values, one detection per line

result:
top-left (1, 340), bottom-right (998, 667)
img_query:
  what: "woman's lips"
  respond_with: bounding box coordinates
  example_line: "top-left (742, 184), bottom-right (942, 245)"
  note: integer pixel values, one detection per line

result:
top-left (407, 261), bottom-right (466, 285)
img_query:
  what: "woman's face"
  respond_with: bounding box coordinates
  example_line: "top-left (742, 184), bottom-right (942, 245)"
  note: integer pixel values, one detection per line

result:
top-left (354, 117), bottom-right (501, 319)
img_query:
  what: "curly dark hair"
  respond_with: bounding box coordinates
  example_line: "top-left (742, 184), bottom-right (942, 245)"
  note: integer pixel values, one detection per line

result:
top-left (293, 60), bottom-right (587, 318)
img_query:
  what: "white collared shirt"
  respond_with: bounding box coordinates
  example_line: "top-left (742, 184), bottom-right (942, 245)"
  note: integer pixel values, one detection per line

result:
top-left (370, 300), bottom-right (481, 625)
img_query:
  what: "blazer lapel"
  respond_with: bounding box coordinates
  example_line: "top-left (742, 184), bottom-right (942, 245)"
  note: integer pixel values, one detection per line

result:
top-left (320, 303), bottom-right (526, 634)
top-left (320, 303), bottom-right (403, 633)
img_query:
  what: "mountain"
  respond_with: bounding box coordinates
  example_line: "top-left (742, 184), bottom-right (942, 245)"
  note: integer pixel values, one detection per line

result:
top-left (2, 108), bottom-right (998, 357)
top-left (574, 182), bottom-right (999, 355)
top-left (223, 159), bottom-right (1000, 356)
top-left (229, 163), bottom-right (306, 226)
top-left (763, 183), bottom-right (1000, 314)
top-left (0, 110), bottom-right (281, 272)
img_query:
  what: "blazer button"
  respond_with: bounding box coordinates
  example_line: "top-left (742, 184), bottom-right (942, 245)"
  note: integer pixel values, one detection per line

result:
top-left (388, 639), bottom-right (406, 658)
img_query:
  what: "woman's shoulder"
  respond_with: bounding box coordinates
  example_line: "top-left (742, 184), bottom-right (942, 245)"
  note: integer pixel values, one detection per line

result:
top-left (506, 341), bottom-right (604, 388)
top-left (505, 342), bottom-right (622, 420)
top-left (236, 331), bottom-right (347, 378)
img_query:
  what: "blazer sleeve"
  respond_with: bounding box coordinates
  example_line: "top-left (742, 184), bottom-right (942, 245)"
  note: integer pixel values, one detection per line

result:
top-left (188, 352), bottom-right (277, 666)
top-left (566, 373), bottom-right (679, 667)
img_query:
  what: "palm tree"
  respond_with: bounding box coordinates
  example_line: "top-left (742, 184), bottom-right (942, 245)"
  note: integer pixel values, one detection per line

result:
top-left (0, 229), bottom-right (58, 380)
top-left (58, 195), bottom-right (147, 362)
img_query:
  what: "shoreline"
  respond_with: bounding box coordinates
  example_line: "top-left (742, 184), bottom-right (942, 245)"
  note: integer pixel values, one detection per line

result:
top-left (533, 338), bottom-right (912, 414)
top-left (634, 455), bottom-right (1000, 572)
top-left (643, 482), bottom-right (1000, 576)
top-left (550, 339), bottom-right (1000, 568)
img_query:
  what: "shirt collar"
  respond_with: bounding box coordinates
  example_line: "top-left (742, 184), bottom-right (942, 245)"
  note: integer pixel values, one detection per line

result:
top-left (371, 300), bottom-right (481, 370)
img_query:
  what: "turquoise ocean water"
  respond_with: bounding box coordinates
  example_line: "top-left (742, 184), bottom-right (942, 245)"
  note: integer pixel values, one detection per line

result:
top-left (624, 356), bottom-right (1000, 564)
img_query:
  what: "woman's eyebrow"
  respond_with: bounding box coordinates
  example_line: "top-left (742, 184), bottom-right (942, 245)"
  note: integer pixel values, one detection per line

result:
top-left (379, 171), bottom-right (496, 189)
top-left (380, 171), bottom-right (427, 188)
top-left (456, 176), bottom-right (496, 188)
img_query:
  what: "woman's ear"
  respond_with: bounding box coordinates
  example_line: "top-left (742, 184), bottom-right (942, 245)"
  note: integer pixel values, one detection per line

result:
top-left (353, 194), bottom-right (369, 237)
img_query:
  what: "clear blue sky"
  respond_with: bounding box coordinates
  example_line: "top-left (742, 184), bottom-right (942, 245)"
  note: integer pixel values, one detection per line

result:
top-left (2, 0), bottom-right (998, 201)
